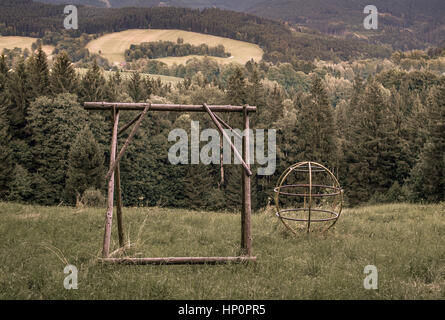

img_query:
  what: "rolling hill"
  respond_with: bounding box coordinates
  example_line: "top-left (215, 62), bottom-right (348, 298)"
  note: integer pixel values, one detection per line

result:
top-left (0, 36), bottom-right (54, 58)
top-left (86, 29), bottom-right (263, 65)
top-left (1, 1), bottom-right (392, 63)
top-left (39, 0), bottom-right (445, 50)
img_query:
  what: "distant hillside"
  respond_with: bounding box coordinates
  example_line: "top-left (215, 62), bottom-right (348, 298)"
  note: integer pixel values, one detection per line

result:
top-left (1, 0), bottom-right (391, 63)
top-left (86, 29), bottom-right (264, 65)
top-left (38, 0), bottom-right (445, 50)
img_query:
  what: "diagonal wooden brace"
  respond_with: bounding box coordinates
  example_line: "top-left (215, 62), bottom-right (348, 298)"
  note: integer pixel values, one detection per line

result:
top-left (118, 111), bottom-right (143, 136)
top-left (203, 103), bottom-right (252, 176)
top-left (106, 104), bottom-right (151, 181)
top-left (214, 113), bottom-right (242, 140)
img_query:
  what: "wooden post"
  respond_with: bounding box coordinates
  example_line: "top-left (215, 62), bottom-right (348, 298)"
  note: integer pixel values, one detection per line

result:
top-left (307, 162), bottom-right (312, 233)
top-left (115, 141), bottom-right (125, 247)
top-left (241, 105), bottom-right (252, 256)
top-left (103, 107), bottom-right (119, 258)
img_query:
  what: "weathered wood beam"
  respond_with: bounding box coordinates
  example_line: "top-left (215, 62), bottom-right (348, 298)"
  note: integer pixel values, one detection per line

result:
top-left (203, 103), bottom-right (252, 177)
top-left (84, 102), bottom-right (256, 113)
top-left (103, 108), bottom-right (119, 258)
top-left (106, 104), bottom-right (150, 181)
top-left (118, 111), bottom-right (143, 136)
top-left (214, 113), bottom-right (242, 139)
top-left (99, 256), bottom-right (257, 265)
top-left (241, 105), bottom-right (252, 256)
top-left (115, 143), bottom-right (125, 248)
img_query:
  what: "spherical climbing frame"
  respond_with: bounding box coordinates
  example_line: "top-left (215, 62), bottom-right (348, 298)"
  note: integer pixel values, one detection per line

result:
top-left (84, 102), bottom-right (257, 265)
top-left (274, 161), bottom-right (343, 234)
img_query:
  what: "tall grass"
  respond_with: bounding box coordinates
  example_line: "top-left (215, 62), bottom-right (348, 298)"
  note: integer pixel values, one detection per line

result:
top-left (0, 202), bottom-right (444, 299)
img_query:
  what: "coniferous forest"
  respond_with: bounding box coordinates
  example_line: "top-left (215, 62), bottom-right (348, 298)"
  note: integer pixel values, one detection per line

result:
top-left (0, 0), bottom-right (444, 210)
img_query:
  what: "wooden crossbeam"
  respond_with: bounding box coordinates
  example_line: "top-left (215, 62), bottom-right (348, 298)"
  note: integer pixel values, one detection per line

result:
top-left (84, 102), bottom-right (256, 113)
top-left (100, 256), bottom-right (257, 265)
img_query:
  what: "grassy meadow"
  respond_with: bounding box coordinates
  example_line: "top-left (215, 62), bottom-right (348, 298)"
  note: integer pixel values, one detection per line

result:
top-left (0, 36), bottom-right (54, 58)
top-left (85, 29), bottom-right (264, 65)
top-left (0, 201), bottom-right (444, 299)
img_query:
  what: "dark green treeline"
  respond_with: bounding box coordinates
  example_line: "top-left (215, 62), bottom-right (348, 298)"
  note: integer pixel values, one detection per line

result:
top-left (0, 50), bottom-right (444, 209)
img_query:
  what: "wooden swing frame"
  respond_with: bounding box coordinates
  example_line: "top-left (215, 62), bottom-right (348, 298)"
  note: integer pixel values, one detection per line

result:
top-left (84, 102), bottom-right (256, 265)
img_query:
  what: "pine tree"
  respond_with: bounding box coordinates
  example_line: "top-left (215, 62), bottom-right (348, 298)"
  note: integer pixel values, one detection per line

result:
top-left (27, 94), bottom-right (89, 204)
top-left (0, 110), bottom-right (13, 199)
top-left (290, 76), bottom-right (338, 169)
top-left (0, 54), bottom-right (7, 75)
top-left (143, 76), bottom-right (153, 99)
top-left (127, 71), bottom-right (144, 102)
top-left (406, 94), bottom-right (429, 164)
top-left (6, 57), bottom-right (31, 139)
top-left (28, 45), bottom-right (50, 98)
top-left (263, 84), bottom-right (284, 126)
top-left (0, 55), bottom-right (10, 112)
top-left (7, 164), bottom-right (32, 202)
top-left (79, 60), bottom-right (106, 103)
top-left (247, 68), bottom-right (265, 124)
top-left (344, 80), bottom-right (405, 204)
top-left (104, 70), bottom-right (122, 101)
top-left (50, 51), bottom-right (78, 95)
top-left (65, 126), bottom-right (105, 203)
top-left (409, 85), bottom-right (445, 202)
top-left (226, 67), bottom-right (246, 105)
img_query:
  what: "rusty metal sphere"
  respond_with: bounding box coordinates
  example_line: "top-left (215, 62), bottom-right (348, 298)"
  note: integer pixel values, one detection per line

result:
top-left (273, 161), bottom-right (343, 234)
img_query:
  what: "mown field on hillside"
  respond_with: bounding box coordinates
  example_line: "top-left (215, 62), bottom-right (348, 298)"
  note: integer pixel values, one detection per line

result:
top-left (86, 29), bottom-right (264, 66)
top-left (0, 36), bottom-right (54, 58)
top-left (0, 202), bottom-right (444, 299)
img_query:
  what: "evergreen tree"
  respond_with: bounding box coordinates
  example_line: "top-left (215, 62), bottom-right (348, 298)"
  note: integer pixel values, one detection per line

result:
top-left (344, 80), bottom-right (405, 205)
top-left (0, 54), bottom-right (7, 75)
top-left (0, 55), bottom-right (10, 113)
top-left (143, 76), bottom-right (153, 99)
top-left (104, 70), bottom-right (122, 101)
top-left (65, 126), bottom-right (105, 203)
top-left (406, 94), bottom-right (429, 165)
top-left (27, 94), bottom-right (88, 204)
top-left (226, 67), bottom-right (246, 105)
top-left (79, 59), bottom-right (106, 103)
top-left (0, 110), bottom-right (13, 199)
top-left (409, 85), bottom-right (445, 202)
top-left (6, 57), bottom-right (31, 139)
top-left (28, 45), bottom-right (50, 98)
top-left (290, 76), bottom-right (338, 169)
top-left (127, 71), bottom-right (144, 102)
top-left (50, 51), bottom-right (78, 95)
top-left (7, 164), bottom-right (32, 202)
top-left (264, 84), bottom-right (284, 125)
top-left (247, 68), bottom-right (265, 123)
